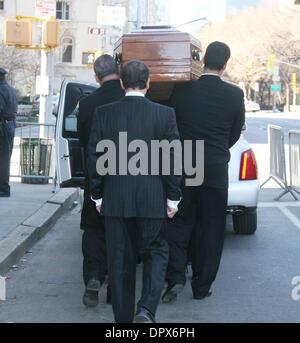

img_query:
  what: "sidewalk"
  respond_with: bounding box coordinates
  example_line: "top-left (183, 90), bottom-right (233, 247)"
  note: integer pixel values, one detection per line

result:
top-left (0, 182), bottom-right (79, 275)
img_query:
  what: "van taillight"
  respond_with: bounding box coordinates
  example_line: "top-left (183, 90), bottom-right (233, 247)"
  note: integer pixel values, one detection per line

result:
top-left (239, 149), bottom-right (258, 180)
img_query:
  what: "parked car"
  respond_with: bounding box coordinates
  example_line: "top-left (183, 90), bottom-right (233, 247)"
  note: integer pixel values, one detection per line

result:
top-left (227, 128), bottom-right (259, 234)
top-left (31, 94), bottom-right (60, 115)
top-left (55, 80), bottom-right (259, 235)
top-left (245, 98), bottom-right (260, 112)
top-left (31, 95), bottom-right (40, 115)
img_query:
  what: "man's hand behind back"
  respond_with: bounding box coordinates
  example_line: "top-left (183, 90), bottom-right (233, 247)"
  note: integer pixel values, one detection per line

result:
top-left (167, 206), bottom-right (178, 219)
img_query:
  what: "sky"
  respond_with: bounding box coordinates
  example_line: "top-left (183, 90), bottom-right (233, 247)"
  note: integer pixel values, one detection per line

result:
top-left (160, 0), bottom-right (262, 34)
top-left (168, 0), bottom-right (261, 27)
top-left (170, 0), bottom-right (227, 26)
top-left (227, 0), bottom-right (260, 10)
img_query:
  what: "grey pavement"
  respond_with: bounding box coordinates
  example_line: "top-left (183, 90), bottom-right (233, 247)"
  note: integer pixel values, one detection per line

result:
top-left (0, 182), bottom-right (55, 240)
top-left (0, 181), bottom-right (79, 276)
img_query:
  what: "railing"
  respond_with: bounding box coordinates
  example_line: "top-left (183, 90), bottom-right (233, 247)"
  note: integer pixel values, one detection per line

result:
top-left (261, 125), bottom-right (299, 201)
top-left (289, 130), bottom-right (300, 196)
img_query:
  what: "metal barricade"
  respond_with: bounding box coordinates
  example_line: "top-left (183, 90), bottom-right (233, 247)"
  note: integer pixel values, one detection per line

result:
top-left (289, 130), bottom-right (300, 196)
top-left (260, 125), bottom-right (298, 201)
top-left (10, 122), bottom-right (57, 193)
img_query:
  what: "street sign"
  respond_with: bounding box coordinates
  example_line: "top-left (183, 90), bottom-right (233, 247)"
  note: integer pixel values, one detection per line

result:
top-left (271, 84), bottom-right (281, 92)
top-left (35, 0), bottom-right (56, 18)
top-left (82, 52), bottom-right (96, 65)
top-left (88, 27), bottom-right (106, 36)
top-left (36, 75), bottom-right (49, 95)
top-left (97, 5), bottom-right (127, 26)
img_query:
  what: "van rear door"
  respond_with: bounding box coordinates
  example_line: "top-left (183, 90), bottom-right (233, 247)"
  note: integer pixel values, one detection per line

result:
top-left (55, 80), bottom-right (97, 188)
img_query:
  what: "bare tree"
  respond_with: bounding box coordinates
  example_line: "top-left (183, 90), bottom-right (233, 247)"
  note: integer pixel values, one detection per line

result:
top-left (197, 0), bottom-right (300, 109)
top-left (0, 44), bottom-right (40, 95)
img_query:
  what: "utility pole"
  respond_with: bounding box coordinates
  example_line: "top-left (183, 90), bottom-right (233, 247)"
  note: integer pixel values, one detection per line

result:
top-left (272, 65), bottom-right (280, 112)
top-left (39, 21), bottom-right (54, 138)
top-left (97, 0), bottom-right (103, 53)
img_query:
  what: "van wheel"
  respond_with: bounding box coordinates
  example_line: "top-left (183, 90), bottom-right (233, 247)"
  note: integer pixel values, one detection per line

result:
top-left (233, 210), bottom-right (257, 235)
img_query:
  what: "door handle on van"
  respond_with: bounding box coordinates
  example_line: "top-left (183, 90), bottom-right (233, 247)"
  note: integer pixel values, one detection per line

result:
top-left (62, 154), bottom-right (70, 159)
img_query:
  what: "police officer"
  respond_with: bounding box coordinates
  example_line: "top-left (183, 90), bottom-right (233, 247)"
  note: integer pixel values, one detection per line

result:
top-left (0, 68), bottom-right (18, 197)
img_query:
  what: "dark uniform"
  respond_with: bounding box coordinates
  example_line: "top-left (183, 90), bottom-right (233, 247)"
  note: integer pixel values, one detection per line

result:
top-left (0, 68), bottom-right (18, 197)
top-left (77, 79), bottom-right (124, 286)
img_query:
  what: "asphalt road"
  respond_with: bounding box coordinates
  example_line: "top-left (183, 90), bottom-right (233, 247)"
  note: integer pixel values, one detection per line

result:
top-left (1, 112), bottom-right (300, 323)
top-left (244, 111), bottom-right (300, 145)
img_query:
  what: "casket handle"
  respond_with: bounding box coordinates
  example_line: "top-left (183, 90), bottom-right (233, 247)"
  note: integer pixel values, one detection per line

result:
top-left (192, 49), bottom-right (201, 61)
top-left (115, 53), bottom-right (123, 65)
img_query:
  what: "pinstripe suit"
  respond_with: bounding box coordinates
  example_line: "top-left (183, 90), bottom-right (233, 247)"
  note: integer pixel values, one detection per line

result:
top-left (88, 95), bottom-right (181, 323)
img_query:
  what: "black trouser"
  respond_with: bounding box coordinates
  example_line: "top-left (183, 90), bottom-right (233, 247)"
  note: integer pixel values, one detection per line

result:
top-left (164, 215), bottom-right (193, 286)
top-left (165, 186), bottom-right (228, 294)
top-left (105, 217), bottom-right (168, 323)
top-left (0, 120), bottom-right (15, 195)
top-left (81, 181), bottom-right (107, 285)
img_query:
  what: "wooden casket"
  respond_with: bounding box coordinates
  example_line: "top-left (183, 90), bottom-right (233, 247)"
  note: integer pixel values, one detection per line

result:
top-left (114, 26), bottom-right (202, 101)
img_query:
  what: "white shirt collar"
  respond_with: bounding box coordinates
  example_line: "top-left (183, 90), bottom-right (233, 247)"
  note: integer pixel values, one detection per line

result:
top-left (125, 91), bottom-right (145, 97)
top-left (201, 73), bottom-right (221, 77)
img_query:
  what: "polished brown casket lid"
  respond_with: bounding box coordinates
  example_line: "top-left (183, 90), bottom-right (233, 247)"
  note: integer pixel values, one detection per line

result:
top-left (114, 26), bottom-right (202, 101)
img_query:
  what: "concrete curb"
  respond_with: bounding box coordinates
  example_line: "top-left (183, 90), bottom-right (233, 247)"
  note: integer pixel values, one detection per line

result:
top-left (0, 188), bottom-right (79, 275)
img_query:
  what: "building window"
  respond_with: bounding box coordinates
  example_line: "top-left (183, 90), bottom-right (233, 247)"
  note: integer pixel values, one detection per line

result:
top-left (62, 37), bottom-right (73, 63)
top-left (0, 1), bottom-right (4, 10)
top-left (56, 1), bottom-right (70, 20)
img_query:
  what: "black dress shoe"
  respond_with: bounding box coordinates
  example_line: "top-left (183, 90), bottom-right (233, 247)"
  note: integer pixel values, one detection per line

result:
top-left (133, 307), bottom-right (156, 323)
top-left (82, 278), bottom-right (101, 308)
top-left (193, 290), bottom-right (212, 300)
top-left (162, 283), bottom-right (184, 304)
top-left (86, 278), bottom-right (101, 292)
top-left (0, 192), bottom-right (10, 197)
top-left (83, 290), bottom-right (99, 307)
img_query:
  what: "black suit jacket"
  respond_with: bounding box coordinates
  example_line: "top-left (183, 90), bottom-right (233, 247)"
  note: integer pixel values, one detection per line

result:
top-left (88, 96), bottom-right (182, 218)
top-left (170, 75), bottom-right (245, 188)
top-left (77, 79), bottom-right (125, 150)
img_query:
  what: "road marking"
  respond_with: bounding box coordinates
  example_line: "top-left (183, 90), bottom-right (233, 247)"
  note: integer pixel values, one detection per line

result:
top-left (259, 202), bottom-right (300, 229)
top-left (278, 206), bottom-right (300, 230)
top-left (0, 276), bottom-right (6, 301)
